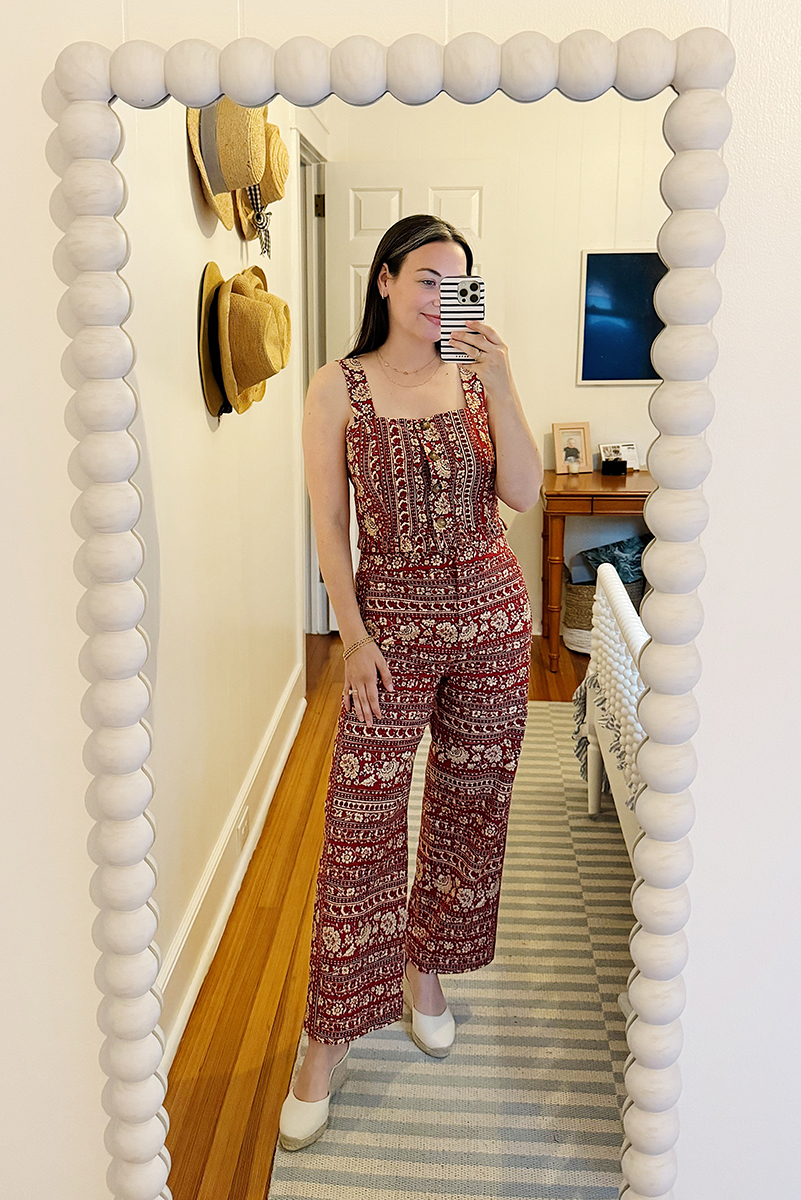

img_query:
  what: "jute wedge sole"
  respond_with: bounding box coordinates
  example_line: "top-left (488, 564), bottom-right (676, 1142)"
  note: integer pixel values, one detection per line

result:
top-left (402, 967), bottom-right (456, 1058)
top-left (278, 1046), bottom-right (350, 1151)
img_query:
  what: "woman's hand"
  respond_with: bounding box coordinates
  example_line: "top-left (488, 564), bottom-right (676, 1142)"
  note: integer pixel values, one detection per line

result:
top-left (449, 319), bottom-right (513, 399)
top-left (343, 642), bottom-right (395, 728)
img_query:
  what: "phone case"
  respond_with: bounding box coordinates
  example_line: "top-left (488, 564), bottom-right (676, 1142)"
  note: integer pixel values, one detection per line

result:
top-left (439, 275), bottom-right (485, 362)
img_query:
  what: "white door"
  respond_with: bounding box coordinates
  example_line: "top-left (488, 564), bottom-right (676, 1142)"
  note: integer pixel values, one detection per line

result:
top-left (322, 158), bottom-right (510, 633)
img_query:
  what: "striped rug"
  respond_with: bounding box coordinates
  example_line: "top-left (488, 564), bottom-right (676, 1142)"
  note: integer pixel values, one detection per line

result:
top-left (268, 701), bottom-right (634, 1200)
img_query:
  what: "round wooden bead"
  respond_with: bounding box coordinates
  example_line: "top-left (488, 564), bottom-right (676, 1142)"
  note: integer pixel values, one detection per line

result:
top-left (78, 432), bottom-right (139, 483)
top-left (632, 883), bottom-right (691, 935)
top-left (673, 27), bottom-right (735, 92)
top-left (90, 859), bottom-right (157, 912)
top-left (84, 723), bottom-right (152, 777)
top-left (623, 1103), bottom-right (680, 1156)
top-left (79, 482), bottom-right (141, 534)
top-left (86, 770), bottom-right (153, 822)
top-left (88, 813), bottom-right (155, 866)
top-left (648, 378), bottom-right (715, 437)
top-left (96, 950), bottom-right (160, 1002)
top-left (84, 627), bottom-right (148, 679)
top-left (219, 38), bottom-right (276, 106)
top-left (85, 580), bottom-right (146, 631)
top-left (500, 31), bottom-right (557, 102)
top-left (61, 159), bottom-right (124, 216)
top-left (651, 324), bottom-right (719, 381)
top-left (633, 836), bottom-right (693, 888)
top-left (163, 39), bottom-right (221, 108)
top-left (614, 29), bottom-right (675, 100)
top-left (664, 89), bottom-right (732, 152)
top-left (106, 1153), bottom-right (169, 1200)
top-left (443, 33), bottom-right (500, 104)
top-left (628, 973), bottom-right (686, 1025)
top-left (635, 789), bottom-right (695, 843)
top-left (102, 1074), bottom-right (167, 1123)
top-left (98, 991), bottom-right (162, 1042)
top-left (638, 642), bottom-right (703, 697)
top-left (330, 36), bottom-right (387, 105)
top-left (622, 1145), bottom-right (678, 1196)
top-left (653, 267), bottom-right (721, 325)
top-left (661, 149), bottom-right (729, 211)
top-left (558, 30), bottom-right (617, 101)
top-left (105, 1113), bottom-right (167, 1164)
top-left (68, 272), bottom-right (131, 326)
top-left (637, 692), bottom-right (700, 745)
top-left (639, 591), bottom-right (704, 646)
top-left (630, 929), bottom-right (688, 980)
top-left (110, 41), bottom-right (168, 108)
top-left (643, 488), bottom-right (708, 542)
top-left (59, 101), bottom-right (122, 160)
top-left (81, 531), bottom-right (144, 583)
top-left (72, 325), bottom-right (134, 379)
top-left (657, 210), bottom-right (725, 270)
top-left (627, 1017), bottom-right (683, 1069)
top-left (92, 904), bottom-right (158, 955)
top-left (274, 36), bottom-right (330, 106)
top-left (55, 41), bottom-right (112, 102)
top-left (65, 215), bottom-right (129, 272)
top-left (74, 379), bottom-right (137, 431)
top-left (647, 435), bottom-right (711, 489)
top-left (84, 676), bottom-right (150, 728)
top-left (387, 34), bottom-right (443, 105)
top-left (641, 539), bottom-right (706, 594)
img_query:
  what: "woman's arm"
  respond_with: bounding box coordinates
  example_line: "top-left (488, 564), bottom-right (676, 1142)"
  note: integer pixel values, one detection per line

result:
top-left (301, 363), bottom-right (369, 649)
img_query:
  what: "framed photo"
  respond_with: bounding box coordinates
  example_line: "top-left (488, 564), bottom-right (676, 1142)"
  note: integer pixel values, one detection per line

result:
top-left (577, 249), bottom-right (668, 385)
top-left (553, 422), bottom-right (592, 474)
top-left (599, 441), bottom-right (640, 471)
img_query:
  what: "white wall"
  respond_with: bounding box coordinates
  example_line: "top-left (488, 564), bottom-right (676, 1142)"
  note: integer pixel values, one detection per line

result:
top-left (1, 4), bottom-right (799, 1199)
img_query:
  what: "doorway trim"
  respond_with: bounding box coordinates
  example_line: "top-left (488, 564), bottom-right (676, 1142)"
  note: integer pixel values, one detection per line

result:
top-left (52, 27), bottom-right (733, 1200)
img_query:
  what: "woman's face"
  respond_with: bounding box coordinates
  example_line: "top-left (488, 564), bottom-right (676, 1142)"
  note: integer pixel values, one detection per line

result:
top-left (378, 240), bottom-right (469, 346)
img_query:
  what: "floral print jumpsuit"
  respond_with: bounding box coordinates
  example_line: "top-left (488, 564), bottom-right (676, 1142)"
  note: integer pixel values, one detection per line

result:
top-left (303, 355), bottom-right (533, 1044)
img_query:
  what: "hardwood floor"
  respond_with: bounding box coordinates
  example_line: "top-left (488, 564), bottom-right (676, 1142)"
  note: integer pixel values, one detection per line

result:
top-left (164, 633), bottom-right (588, 1197)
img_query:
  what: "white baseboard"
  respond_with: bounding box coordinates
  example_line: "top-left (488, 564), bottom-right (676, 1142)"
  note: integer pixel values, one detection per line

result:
top-left (156, 660), bottom-right (307, 1072)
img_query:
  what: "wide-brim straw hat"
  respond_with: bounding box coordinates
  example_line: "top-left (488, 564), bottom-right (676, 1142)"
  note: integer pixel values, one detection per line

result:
top-left (187, 97), bottom-right (268, 230)
top-left (198, 262), bottom-right (291, 418)
top-left (233, 117), bottom-right (290, 240)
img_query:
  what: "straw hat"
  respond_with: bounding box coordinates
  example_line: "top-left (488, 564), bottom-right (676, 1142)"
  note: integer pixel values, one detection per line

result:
top-left (187, 97), bottom-right (268, 230)
top-left (198, 262), bottom-right (291, 418)
top-left (233, 116), bottom-right (290, 242)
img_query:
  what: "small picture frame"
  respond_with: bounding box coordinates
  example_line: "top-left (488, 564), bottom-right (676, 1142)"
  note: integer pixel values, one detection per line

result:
top-left (553, 422), bottom-right (593, 474)
top-left (599, 441), bottom-right (640, 471)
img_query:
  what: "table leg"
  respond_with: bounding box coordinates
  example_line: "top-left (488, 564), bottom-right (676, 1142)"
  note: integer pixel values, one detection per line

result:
top-left (546, 514), bottom-right (565, 673)
top-left (541, 514), bottom-right (550, 639)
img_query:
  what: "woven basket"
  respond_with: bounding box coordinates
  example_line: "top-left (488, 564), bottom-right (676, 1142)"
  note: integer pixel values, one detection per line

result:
top-left (561, 565), bottom-right (645, 654)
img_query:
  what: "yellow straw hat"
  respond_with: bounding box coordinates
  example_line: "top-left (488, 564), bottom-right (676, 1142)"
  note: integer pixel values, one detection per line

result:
top-left (198, 262), bottom-right (291, 418)
top-left (187, 97), bottom-right (268, 230)
top-left (234, 117), bottom-right (290, 244)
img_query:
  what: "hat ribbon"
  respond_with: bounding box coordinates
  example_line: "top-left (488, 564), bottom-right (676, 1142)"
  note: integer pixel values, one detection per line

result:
top-left (246, 183), bottom-right (272, 257)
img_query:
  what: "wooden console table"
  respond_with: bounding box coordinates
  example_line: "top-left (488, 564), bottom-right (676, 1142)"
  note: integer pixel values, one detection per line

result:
top-left (540, 469), bottom-right (656, 672)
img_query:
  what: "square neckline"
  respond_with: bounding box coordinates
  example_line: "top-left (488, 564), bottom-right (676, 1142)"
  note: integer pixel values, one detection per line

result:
top-left (351, 355), bottom-right (472, 424)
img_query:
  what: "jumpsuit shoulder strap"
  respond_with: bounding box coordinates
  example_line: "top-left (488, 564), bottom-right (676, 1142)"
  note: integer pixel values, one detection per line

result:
top-left (338, 356), bottom-right (375, 423)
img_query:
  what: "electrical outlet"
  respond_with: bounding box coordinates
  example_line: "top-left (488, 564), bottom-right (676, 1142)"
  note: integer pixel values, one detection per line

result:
top-left (236, 807), bottom-right (250, 854)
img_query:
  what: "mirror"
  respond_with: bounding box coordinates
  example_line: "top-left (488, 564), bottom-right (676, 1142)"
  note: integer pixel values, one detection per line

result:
top-left (55, 28), bottom-right (731, 1200)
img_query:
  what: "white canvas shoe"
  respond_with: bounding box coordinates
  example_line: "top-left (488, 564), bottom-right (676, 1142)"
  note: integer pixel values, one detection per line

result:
top-left (402, 963), bottom-right (456, 1057)
top-left (278, 1045), bottom-right (350, 1151)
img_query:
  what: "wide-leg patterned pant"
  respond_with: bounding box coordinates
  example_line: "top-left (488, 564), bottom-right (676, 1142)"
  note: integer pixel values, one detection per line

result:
top-left (303, 536), bottom-right (532, 1044)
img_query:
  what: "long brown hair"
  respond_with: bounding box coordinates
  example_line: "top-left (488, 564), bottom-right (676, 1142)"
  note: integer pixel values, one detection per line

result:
top-left (347, 214), bottom-right (474, 358)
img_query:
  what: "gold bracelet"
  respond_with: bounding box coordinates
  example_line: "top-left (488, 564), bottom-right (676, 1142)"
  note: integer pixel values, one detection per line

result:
top-left (343, 634), bottom-right (375, 660)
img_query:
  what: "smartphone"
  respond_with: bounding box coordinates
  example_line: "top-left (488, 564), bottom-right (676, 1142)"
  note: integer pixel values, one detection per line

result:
top-left (439, 275), bottom-right (485, 362)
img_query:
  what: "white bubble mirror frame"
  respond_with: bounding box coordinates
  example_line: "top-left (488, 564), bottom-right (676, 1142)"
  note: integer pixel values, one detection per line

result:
top-left (51, 27), bottom-right (734, 1200)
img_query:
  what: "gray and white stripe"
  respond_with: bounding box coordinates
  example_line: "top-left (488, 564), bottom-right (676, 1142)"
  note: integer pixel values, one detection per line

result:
top-left (269, 702), bottom-right (633, 1199)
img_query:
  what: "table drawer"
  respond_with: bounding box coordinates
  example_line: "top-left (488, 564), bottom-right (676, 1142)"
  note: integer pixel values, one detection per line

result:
top-left (544, 497), bottom-right (593, 514)
top-left (592, 497), bottom-right (647, 514)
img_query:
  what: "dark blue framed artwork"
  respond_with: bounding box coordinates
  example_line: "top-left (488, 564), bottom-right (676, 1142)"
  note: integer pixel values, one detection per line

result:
top-left (578, 250), bottom-right (668, 384)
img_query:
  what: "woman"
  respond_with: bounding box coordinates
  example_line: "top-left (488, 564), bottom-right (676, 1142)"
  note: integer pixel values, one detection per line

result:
top-left (279, 214), bottom-right (543, 1151)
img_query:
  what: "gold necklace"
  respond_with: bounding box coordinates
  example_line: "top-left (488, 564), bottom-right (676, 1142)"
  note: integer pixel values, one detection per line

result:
top-left (375, 353), bottom-right (443, 389)
top-left (377, 347), bottom-right (438, 375)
